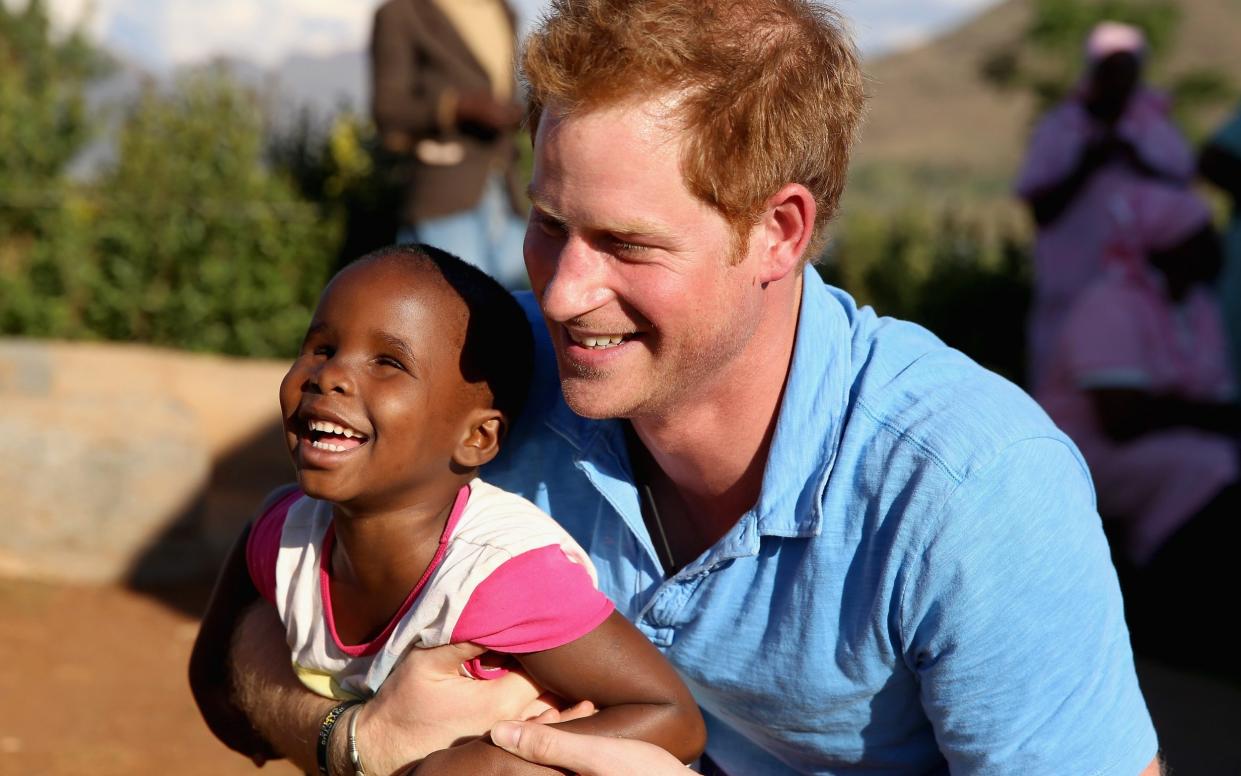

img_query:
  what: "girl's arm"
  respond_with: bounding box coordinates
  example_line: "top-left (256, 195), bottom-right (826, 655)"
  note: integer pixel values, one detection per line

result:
top-left (514, 611), bottom-right (705, 761)
top-left (187, 485), bottom-right (297, 761)
top-left (409, 611), bottom-right (706, 775)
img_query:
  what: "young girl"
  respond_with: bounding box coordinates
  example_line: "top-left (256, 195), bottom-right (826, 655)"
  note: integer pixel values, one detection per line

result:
top-left (190, 244), bottom-right (705, 773)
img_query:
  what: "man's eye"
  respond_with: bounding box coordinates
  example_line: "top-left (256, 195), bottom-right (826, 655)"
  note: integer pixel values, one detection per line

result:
top-left (534, 214), bottom-right (566, 236)
top-left (312, 345), bottom-right (333, 357)
top-left (611, 237), bottom-right (647, 254)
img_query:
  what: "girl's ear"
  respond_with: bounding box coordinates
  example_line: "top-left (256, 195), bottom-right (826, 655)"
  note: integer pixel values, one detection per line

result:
top-left (453, 409), bottom-right (504, 469)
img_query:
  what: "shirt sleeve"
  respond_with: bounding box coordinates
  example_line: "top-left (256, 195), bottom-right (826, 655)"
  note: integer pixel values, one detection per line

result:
top-left (900, 438), bottom-right (1158, 775)
top-left (1015, 107), bottom-right (1090, 197)
top-left (451, 545), bottom-right (615, 653)
top-left (245, 490), bottom-right (300, 604)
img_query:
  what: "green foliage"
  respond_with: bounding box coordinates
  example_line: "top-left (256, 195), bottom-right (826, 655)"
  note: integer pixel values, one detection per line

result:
top-left (982, 0), bottom-right (1183, 110)
top-left (980, 0), bottom-right (1238, 137)
top-left (822, 208), bottom-right (1031, 383)
top-left (0, 0), bottom-right (105, 191)
top-left (79, 74), bottom-right (338, 355)
top-left (1166, 68), bottom-right (1240, 139)
top-left (0, 0), bottom-right (98, 241)
top-left (268, 110), bottom-right (404, 275)
top-left (0, 0), bottom-right (104, 334)
top-left (0, 59), bottom-right (339, 356)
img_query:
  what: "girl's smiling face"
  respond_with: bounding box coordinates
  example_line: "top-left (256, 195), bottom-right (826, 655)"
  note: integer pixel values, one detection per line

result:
top-left (279, 259), bottom-right (497, 513)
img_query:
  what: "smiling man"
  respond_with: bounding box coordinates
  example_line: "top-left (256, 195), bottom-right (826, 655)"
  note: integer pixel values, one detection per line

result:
top-left (214, 0), bottom-right (1162, 773)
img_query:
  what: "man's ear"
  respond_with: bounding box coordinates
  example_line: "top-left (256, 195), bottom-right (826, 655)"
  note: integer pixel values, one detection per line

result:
top-left (758, 182), bottom-right (817, 285)
top-left (454, 410), bottom-right (504, 469)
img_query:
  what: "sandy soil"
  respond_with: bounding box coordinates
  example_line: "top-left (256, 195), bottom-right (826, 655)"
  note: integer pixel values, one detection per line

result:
top-left (0, 578), bottom-right (297, 776)
top-left (1, 576), bottom-right (1238, 776)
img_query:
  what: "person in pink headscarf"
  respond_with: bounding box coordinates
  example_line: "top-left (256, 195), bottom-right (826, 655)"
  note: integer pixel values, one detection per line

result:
top-left (1016, 21), bottom-right (1195, 389)
top-left (1037, 182), bottom-right (1240, 677)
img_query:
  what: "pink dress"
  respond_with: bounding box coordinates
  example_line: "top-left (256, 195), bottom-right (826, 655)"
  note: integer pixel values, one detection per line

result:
top-left (1037, 267), bottom-right (1238, 565)
top-left (1016, 88), bottom-right (1194, 387)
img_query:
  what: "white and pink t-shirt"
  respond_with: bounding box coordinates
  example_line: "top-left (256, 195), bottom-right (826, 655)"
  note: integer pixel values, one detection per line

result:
top-left (246, 478), bottom-right (614, 700)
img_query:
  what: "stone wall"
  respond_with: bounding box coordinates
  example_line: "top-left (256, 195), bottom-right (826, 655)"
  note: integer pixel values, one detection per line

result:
top-left (0, 338), bottom-right (292, 584)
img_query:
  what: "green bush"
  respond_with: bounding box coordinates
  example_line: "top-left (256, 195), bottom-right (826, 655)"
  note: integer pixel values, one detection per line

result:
top-left (822, 207), bottom-right (1032, 384)
top-left (0, 61), bottom-right (340, 356)
top-left (74, 73), bottom-right (338, 356)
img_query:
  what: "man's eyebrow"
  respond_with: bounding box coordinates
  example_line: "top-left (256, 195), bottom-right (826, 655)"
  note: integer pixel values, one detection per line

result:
top-left (527, 187), bottom-right (675, 240)
top-left (526, 186), bottom-right (564, 220)
top-left (377, 331), bottom-right (419, 364)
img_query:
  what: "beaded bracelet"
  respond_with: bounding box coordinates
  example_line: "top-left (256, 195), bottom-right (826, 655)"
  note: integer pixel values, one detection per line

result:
top-left (316, 700), bottom-right (360, 776)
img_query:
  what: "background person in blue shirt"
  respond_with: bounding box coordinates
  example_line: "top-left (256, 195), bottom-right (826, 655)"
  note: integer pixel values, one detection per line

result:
top-left (219, 0), bottom-right (1162, 773)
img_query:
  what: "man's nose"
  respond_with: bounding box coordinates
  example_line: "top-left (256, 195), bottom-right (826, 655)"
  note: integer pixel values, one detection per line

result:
top-left (537, 236), bottom-right (615, 321)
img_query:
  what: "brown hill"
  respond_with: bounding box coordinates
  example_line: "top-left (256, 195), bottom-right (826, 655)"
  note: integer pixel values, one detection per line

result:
top-left (849, 0), bottom-right (1241, 207)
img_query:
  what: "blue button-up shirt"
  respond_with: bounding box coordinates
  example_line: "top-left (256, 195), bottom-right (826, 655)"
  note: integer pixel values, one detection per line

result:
top-left (485, 269), bottom-right (1157, 775)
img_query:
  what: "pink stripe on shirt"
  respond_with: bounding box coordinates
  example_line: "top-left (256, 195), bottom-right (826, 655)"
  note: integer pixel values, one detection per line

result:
top-left (451, 545), bottom-right (614, 653)
top-left (246, 488), bottom-right (303, 603)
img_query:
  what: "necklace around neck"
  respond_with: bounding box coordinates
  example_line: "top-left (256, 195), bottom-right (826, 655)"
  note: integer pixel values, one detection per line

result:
top-left (642, 481), bottom-right (677, 574)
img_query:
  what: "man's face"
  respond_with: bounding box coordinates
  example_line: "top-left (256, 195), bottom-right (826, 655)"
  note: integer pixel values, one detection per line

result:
top-left (524, 100), bottom-right (766, 420)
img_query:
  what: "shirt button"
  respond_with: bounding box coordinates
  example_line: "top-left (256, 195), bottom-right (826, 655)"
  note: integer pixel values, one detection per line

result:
top-left (639, 623), bottom-right (675, 648)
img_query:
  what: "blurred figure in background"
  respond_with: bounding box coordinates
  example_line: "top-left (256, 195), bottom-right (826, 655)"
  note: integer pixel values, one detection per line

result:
top-left (1199, 102), bottom-right (1241, 383)
top-left (1036, 182), bottom-right (1240, 679)
top-left (371, 0), bottom-right (528, 289)
top-left (1016, 21), bottom-right (1193, 389)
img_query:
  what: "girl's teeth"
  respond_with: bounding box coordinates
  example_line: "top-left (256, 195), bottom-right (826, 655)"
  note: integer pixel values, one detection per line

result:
top-left (310, 440), bottom-right (347, 453)
top-left (308, 419), bottom-right (362, 438)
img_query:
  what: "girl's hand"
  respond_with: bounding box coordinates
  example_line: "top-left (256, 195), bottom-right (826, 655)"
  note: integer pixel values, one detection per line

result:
top-left (489, 720), bottom-right (689, 775)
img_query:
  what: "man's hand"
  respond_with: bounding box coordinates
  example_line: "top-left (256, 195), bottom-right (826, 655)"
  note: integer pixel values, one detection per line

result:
top-left (455, 91), bottom-right (523, 138)
top-left (487, 721), bottom-right (690, 776)
top-left (355, 642), bottom-right (559, 775)
top-left (229, 603), bottom-right (563, 774)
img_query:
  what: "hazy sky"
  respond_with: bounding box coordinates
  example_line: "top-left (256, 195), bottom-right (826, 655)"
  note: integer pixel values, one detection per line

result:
top-left (24, 0), bottom-right (1003, 71)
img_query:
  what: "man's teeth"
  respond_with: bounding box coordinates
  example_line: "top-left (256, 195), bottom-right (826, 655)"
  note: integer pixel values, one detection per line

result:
top-left (576, 334), bottom-right (626, 349)
top-left (307, 419), bottom-right (363, 438)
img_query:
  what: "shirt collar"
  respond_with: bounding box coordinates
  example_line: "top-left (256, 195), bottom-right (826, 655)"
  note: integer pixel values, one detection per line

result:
top-left (543, 268), bottom-right (854, 541)
top-left (750, 268), bottom-right (852, 536)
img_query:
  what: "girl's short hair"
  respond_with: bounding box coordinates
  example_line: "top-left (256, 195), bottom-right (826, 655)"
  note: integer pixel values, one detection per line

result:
top-left (356, 243), bottom-right (534, 430)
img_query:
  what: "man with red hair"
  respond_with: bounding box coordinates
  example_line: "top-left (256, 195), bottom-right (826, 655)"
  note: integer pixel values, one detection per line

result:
top-left (214, 1), bottom-right (1162, 773)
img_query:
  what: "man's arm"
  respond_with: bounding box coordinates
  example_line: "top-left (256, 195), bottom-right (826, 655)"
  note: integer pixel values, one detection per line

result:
top-left (370, 3), bottom-right (445, 143)
top-left (227, 603), bottom-right (336, 771)
top-left (903, 438), bottom-right (1160, 774)
top-left (370, 4), bottom-right (522, 150)
top-left (229, 603), bottom-right (560, 775)
top-left (189, 484), bottom-right (298, 763)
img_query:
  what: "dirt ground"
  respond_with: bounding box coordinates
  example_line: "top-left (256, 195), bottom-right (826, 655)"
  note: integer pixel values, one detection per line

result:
top-left (0, 578), bottom-right (297, 776)
top-left (1, 577), bottom-right (1239, 776)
